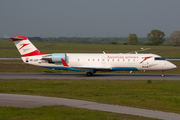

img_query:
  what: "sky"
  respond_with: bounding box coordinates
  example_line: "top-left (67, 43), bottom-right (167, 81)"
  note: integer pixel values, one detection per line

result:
top-left (1, 0), bottom-right (180, 38)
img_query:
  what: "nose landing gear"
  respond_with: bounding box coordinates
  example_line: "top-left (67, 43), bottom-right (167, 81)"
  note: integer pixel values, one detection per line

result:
top-left (161, 71), bottom-right (164, 77)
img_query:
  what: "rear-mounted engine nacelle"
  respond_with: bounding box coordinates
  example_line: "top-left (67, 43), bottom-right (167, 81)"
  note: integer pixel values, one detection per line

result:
top-left (42, 53), bottom-right (66, 63)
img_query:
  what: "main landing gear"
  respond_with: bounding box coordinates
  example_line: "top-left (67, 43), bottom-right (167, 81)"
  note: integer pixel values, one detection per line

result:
top-left (86, 72), bottom-right (93, 76)
top-left (86, 71), bottom-right (96, 76)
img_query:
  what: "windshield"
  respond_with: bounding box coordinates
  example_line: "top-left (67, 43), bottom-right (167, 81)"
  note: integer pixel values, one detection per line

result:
top-left (154, 57), bottom-right (165, 60)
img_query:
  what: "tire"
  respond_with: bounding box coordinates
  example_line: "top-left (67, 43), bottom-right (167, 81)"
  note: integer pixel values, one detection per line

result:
top-left (86, 72), bottom-right (93, 76)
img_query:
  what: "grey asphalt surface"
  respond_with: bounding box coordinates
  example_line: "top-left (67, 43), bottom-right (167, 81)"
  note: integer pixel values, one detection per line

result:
top-left (0, 72), bottom-right (180, 80)
top-left (1, 93), bottom-right (180, 120)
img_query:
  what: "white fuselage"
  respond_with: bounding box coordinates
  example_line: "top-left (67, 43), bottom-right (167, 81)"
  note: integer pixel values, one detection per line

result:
top-left (22, 53), bottom-right (177, 72)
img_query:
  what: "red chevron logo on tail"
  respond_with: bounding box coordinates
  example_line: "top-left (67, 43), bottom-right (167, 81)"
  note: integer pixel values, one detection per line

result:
top-left (19, 43), bottom-right (30, 50)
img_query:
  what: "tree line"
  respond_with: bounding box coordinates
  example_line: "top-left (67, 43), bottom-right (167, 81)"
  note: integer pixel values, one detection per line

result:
top-left (1, 29), bottom-right (180, 46)
top-left (127, 29), bottom-right (180, 46)
top-left (29, 37), bottom-right (148, 45)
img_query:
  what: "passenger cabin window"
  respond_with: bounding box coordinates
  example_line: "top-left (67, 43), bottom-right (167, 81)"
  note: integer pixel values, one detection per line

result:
top-left (155, 57), bottom-right (165, 60)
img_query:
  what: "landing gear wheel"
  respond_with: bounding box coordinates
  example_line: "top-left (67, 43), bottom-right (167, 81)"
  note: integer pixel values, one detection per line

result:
top-left (86, 72), bottom-right (93, 76)
top-left (161, 71), bottom-right (164, 77)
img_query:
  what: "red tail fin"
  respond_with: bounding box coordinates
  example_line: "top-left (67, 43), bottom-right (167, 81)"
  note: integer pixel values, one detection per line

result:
top-left (10, 36), bottom-right (47, 57)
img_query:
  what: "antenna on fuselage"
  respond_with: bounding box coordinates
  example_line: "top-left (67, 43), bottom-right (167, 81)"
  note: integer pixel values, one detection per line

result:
top-left (103, 51), bottom-right (106, 54)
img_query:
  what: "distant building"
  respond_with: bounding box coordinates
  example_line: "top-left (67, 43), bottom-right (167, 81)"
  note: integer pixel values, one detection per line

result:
top-left (4, 34), bottom-right (9, 38)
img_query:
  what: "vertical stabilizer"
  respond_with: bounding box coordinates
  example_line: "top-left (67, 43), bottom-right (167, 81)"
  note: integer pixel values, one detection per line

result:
top-left (10, 36), bottom-right (47, 57)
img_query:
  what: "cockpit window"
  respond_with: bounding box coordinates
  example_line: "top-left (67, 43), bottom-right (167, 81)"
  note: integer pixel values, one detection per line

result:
top-left (155, 57), bottom-right (165, 60)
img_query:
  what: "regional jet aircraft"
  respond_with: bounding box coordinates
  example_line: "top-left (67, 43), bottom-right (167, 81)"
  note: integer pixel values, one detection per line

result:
top-left (11, 36), bottom-right (177, 76)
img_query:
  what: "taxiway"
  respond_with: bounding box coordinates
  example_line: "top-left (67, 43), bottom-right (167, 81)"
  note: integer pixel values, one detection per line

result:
top-left (1, 93), bottom-right (180, 120)
top-left (0, 72), bottom-right (180, 80)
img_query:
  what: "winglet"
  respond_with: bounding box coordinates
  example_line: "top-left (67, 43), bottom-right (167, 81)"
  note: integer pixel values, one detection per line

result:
top-left (61, 58), bottom-right (69, 67)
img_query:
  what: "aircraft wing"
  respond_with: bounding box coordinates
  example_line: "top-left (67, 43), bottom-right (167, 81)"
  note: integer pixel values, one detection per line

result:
top-left (73, 67), bottom-right (111, 71)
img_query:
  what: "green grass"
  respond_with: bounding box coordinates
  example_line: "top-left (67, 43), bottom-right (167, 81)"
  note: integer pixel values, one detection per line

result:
top-left (1, 79), bottom-right (180, 114)
top-left (1, 41), bottom-right (180, 57)
top-left (0, 106), bottom-right (157, 120)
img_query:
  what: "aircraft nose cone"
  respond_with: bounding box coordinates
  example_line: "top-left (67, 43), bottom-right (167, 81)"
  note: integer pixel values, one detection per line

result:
top-left (169, 62), bottom-right (177, 69)
top-left (172, 64), bottom-right (177, 69)
top-left (165, 62), bottom-right (177, 70)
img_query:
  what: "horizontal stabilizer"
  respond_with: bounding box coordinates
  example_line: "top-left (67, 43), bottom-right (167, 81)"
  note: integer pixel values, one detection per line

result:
top-left (10, 36), bottom-right (27, 41)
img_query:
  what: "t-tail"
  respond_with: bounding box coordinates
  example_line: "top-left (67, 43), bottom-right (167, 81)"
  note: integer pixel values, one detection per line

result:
top-left (10, 36), bottom-right (47, 57)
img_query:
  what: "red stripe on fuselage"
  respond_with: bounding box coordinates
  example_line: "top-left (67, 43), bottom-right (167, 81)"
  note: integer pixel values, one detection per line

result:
top-left (61, 58), bottom-right (69, 67)
top-left (21, 50), bottom-right (48, 57)
top-left (140, 56), bottom-right (153, 64)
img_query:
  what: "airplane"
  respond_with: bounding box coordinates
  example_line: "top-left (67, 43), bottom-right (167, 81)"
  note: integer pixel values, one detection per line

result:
top-left (10, 36), bottom-right (177, 77)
